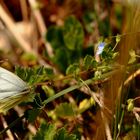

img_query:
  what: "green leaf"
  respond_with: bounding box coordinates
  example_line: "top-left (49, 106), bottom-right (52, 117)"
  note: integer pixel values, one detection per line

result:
top-left (63, 16), bottom-right (84, 50)
top-left (42, 85), bottom-right (55, 97)
top-left (66, 63), bottom-right (80, 75)
top-left (127, 99), bottom-right (134, 112)
top-left (128, 49), bottom-right (136, 64)
top-left (33, 122), bottom-right (56, 140)
top-left (83, 55), bottom-right (97, 70)
top-left (101, 45), bottom-right (116, 62)
top-left (53, 48), bottom-right (69, 72)
top-left (46, 26), bottom-right (65, 50)
top-left (55, 102), bottom-right (75, 118)
top-left (44, 68), bottom-right (54, 78)
top-left (129, 49), bottom-right (136, 57)
top-left (15, 66), bottom-right (54, 85)
top-left (54, 128), bottom-right (77, 140)
top-left (83, 55), bottom-right (93, 69)
top-left (128, 57), bottom-right (136, 64)
top-left (46, 17), bottom-right (84, 73)
top-left (94, 70), bottom-right (102, 79)
top-left (15, 66), bottom-right (28, 81)
top-left (78, 97), bottom-right (95, 113)
top-left (33, 122), bottom-right (78, 140)
top-left (21, 52), bottom-right (37, 61)
top-left (116, 34), bottom-right (121, 43)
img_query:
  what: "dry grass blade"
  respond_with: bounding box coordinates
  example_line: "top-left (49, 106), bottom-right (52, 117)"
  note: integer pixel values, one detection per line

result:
top-left (28, 0), bottom-right (54, 57)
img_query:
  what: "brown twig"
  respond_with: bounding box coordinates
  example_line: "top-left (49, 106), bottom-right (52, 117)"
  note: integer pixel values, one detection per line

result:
top-left (124, 69), bottom-right (140, 85)
top-left (99, 89), bottom-right (112, 140)
top-left (28, 0), bottom-right (54, 57)
top-left (0, 4), bottom-right (32, 53)
top-left (0, 115), bottom-right (14, 140)
top-left (19, 0), bottom-right (28, 21)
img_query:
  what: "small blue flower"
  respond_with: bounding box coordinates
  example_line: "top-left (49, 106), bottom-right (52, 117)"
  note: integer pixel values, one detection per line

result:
top-left (96, 42), bottom-right (105, 55)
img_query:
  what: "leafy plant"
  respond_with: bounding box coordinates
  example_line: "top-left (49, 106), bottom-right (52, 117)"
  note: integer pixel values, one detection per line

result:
top-left (15, 66), bottom-right (54, 85)
top-left (33, 122), bottom-right (56, 140)
top-left (33, 122), bottom-right (78, 140)
top-left (55, 102), bottom-right (75, 118)
top-left (46, 16), bottom-right (84, 73)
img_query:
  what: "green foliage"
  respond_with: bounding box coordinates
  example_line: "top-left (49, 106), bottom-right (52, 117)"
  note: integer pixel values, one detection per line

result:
top-left (15, 66), bottom-right (54, 85)
top-left (55, 102), bottom-right (75, 118)
top-left (83, 55), bottom-right (97, 70)
top-left (21, 52), bottom-right (37, 62)
top-left (66, 63), bottom-right (80, 75)
top-left (94, 70), bottom-right (102, 79)
top-left (78, 97), bottom-right (95, 113)
top-left (53, 48), bottom-right (69, 72)
top-left (42, 85), bottom-right (55, 97)
top-left (54, 128), bottom-right (78, 140)
top-left (47, 26), bottom-right (65, 50)
top-left (127, 99), bottom-right (134, 112)
top-left (101, 44), bottom-right (118, 62)
top-left (63, 16), bottom-right (84, 51)
top-left (116, 34), bottom-right (121, 43)
top-left (33, 122), bottom-right (78, 140)
top-left (33, 122), bottom-right (56, 140)
top-left (128, 49), bottom-right (137, 64)
top-left (46, 16), bottom-right (84, 73)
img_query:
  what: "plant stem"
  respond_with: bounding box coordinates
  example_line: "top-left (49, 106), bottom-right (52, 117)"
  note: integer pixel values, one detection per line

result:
top-left (43, 78), bottom-right (93, 105)
top-left (43, 70), bottom-right (119, 105)
top-left (0, 115), bottom-right (25, 135)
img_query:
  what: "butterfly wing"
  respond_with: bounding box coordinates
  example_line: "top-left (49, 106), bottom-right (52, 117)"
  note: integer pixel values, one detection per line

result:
top-left (0, 90), bottom-right (31, 113)
top-left (0, 67), bottom-right (28, 99)
top-left (0, 67), bottom-right (32, 113)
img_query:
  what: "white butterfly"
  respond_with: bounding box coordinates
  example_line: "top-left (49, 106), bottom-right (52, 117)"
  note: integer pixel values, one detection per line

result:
top-left (0, 67), bottom-right (30, 113)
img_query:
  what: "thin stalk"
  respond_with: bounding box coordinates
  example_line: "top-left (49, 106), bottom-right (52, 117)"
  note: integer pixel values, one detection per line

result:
top-left (0, 115), bottom-right (25, 135)
top-left (43, 78), bottom-right (93, 105)
top-left (43, 70), bottom-right (119, 105)
top-left (116, 109), bottom-right (125, 140)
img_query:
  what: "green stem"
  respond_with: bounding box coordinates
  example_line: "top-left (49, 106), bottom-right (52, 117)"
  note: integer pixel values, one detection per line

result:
top-left (112, 41), bottom-right (119, 51)
top-left (116, 109), bottom-right (125, 140)
top-left (42, 78), bottom-right (93, 105)
top-left (43, 70), bottom-right (118, 105)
